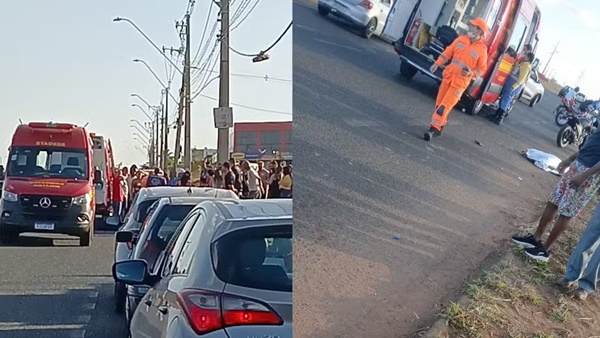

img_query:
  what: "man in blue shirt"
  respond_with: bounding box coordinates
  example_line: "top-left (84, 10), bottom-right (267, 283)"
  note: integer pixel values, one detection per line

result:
top-left (147, 168), bottom-right (167, 187)
top-left (512, 129), bottom-right (600, 261)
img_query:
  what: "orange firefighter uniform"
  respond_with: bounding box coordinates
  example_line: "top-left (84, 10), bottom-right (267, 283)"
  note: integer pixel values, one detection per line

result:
top-left (428, 18), bottom-right (489, 135)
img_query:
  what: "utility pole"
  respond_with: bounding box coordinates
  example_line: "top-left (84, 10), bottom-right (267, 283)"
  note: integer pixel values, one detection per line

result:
top-left (183, 14), bottom-right (192, 170)
top-left (542, 41), bottom-right (559, 76)
top-left (162, 87), bottom-right (170, 170)
top-left (159, 99), bottom-right (165, 170)
top-left (154, 107), bottom-right (160, 168)
top-left (163, 46), bottom-right (183, 177)
top-left (172, 75), bottom-right (185, 177)
top-left (217, 0), bottom-right (232, 163)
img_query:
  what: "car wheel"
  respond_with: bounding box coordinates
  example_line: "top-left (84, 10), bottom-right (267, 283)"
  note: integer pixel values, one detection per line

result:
top-left (362, 18), bottom-right (377, 39)
top-left (0, 226), bottom-right (17, 245)
top-left (400, 61), bottom-right (417, 79)
top-left (529, 94), bottom-right (540, 107)
top-left (114, 282), bottom-right (125, 313)
top-left (317, 4), bottom-right (329, 16)
top-left (465, 98), bottom-right (483, 116)
top-left (79, 229), bottom-right (91, 247)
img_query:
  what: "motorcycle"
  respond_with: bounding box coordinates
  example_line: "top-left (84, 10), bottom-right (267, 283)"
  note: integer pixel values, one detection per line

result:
top-left (556, 111), bottom-right (599, 148)
top-left (554, 98), bottom-right (576, 126)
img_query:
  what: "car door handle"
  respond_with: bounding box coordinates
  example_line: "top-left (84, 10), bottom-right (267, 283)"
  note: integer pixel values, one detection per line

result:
top-left (158, 306), bottom-right (168, 315)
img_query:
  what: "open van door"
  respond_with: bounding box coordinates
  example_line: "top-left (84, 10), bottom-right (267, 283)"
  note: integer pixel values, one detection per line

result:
top-left (381, 0), bottom-right (419, 43)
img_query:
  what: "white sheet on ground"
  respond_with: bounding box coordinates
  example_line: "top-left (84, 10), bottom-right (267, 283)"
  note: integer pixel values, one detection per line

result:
top-left (525, 149), bottom-right (562, 176)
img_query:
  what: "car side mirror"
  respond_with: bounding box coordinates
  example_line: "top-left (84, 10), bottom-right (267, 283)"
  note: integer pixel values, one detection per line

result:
top-left (112, 260), bottom-right (148, 285)
top-left (105, 216), bottom-right (121, 227)
top-left (116, 231), bottom-right (134, 243)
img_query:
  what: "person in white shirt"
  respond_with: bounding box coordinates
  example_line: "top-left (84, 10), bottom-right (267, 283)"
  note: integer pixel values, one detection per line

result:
top-left (564, 86), bottom-right (580, 104)
top-left (241, 160), bottom-right (261, 199)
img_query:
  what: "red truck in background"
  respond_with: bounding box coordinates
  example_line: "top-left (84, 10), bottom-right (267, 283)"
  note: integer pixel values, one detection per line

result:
top-left (91, 133), bottom-right (115, 217)
top-left (0, 122), bottom-right (95, 246)
top-left (388, 0), bottom-right (541, 115)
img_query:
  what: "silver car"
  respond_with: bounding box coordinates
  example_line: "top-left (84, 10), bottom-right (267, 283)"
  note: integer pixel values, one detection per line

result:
top-left (113, 199), bottom-right (292, 338)
top-left (111, 187), bottom-right (239, 314)
top-left (317, 0), bottom-right (392, 39)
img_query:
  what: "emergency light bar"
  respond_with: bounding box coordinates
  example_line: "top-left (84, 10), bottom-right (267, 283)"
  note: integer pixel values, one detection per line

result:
top-left (27, 122), bottom-right (77, 134)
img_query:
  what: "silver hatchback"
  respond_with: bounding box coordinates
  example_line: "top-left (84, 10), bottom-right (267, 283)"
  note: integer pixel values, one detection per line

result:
top-left (113, 199), bottom-right (292, 338)
top-left (317, 0), bottom-right (392, 39)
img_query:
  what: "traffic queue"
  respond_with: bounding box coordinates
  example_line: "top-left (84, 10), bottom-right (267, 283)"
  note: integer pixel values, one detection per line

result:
top-left (0, 121), bottom-right (293, 337)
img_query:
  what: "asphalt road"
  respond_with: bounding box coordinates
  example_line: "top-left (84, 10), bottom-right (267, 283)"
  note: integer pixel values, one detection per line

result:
top-left (293, 2), bottom-right (573, 337)
top-left (0, 223), bottom-right (126, 338)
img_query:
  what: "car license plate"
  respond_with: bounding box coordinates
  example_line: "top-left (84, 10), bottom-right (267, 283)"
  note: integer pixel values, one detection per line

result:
top-left (34, 222), bottom-right (55, 230)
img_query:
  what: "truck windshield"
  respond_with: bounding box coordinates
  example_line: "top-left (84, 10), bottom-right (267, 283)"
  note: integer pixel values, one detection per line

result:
top-left (7, 146), bottom-right (89, 179)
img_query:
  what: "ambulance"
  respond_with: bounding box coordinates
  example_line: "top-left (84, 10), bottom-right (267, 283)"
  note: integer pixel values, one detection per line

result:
top-left (90, 133), bottom-right (115, 217)
top-left (0, 122), bottom-right (95, 246)
top-left (386, 0), bottom-right (541, 115)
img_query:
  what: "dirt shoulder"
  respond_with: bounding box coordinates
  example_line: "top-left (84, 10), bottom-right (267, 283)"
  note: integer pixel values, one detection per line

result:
top-left (423, 196), bottom-right (600, 338)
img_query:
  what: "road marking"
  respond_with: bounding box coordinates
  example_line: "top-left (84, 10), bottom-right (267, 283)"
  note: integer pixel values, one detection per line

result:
top-left (316, 38), bottom-right (363, 52)
top-left (76, 315), bottom-right (92, 324)
top-left (82, 302), bottom-right (96, 310)
top-left (296, 23), bottom-right (319, 32)
top-left (344, 118), bottom-right (381, 127)
top-left (87, 291), bottom-right (99, 298)
top-left (69, 330), bottom-right (87, 338)
top-left (0, 323), bottom-right (86, 331)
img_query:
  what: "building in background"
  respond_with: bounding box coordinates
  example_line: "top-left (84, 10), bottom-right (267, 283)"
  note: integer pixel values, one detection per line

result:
top-left (232, 121), bottom-right (292, 161)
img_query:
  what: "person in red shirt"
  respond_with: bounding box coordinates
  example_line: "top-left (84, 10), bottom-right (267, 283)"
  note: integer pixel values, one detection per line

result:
top-left (112, 169), bottom-right (125, 220)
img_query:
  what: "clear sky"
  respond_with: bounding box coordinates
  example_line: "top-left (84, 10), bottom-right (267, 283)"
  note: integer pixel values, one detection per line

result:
top-left (535, 0), bottom-right (599, 98)
top-left (0, 0), bottom-right (292, 165)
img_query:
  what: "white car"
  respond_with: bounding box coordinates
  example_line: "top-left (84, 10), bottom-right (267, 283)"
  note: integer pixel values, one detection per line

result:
top-left (519, 70), bottom-right (545, 107)
top-left (317, 0), bottom-right (392, 39)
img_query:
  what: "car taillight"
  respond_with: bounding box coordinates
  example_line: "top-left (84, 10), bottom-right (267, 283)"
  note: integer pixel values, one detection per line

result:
top-left (360, 0), bottom-right (374, 9)
top-left (177, 289), bottom-right (283, 335)
top-left (406, 20), bottom-right (421, 46)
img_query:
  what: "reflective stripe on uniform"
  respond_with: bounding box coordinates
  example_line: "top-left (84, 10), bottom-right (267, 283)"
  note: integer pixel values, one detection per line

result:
top-left (452, 59), bottom-right (472, 72)
top-left (474, 69), bottom-right (482, 77)
top-left (439, 54), bottom-right (448, 62)
top-left (456, 42), bottom-right (466, 49)
top-left (469, 50), bottom-right (479, 58)
top-left (455, 90), bottom-right (462, 96)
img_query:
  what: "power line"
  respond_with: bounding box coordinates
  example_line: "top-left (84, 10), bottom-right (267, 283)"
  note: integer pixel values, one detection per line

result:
top-left (229, 21), bottom-right (292, 57)
top-left (191, 1), bottom-right (216, 65)
top-left (196, 93), bottom-right (291, 115)
top-left (231, 0), bottom-right (261, 31)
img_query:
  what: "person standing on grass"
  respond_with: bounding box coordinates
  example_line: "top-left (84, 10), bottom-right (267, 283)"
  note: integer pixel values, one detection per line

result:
top-left (555, 201), bottom-right (600, 300)
top-left (512, 130), bottom-right (600, 261)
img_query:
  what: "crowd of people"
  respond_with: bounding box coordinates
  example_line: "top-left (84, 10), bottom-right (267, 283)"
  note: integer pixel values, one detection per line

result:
top-left (106, 158), bottom-right (293, 220)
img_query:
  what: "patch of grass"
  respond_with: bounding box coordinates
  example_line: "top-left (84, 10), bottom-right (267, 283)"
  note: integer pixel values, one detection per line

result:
top-left (549, 307), bottom-right (571, 323)
top-left (440, 196), bottom-right (600, 338)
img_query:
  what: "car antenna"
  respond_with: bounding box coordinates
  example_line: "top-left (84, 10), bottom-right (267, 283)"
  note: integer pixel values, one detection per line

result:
top-left (18, 119), bottom-right (23, 125)
top-left (83, 122), bottom-right (89, 128)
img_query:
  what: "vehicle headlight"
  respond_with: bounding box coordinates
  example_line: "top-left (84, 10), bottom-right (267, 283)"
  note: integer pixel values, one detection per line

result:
top-left (73, 192), bottom-right (91, 205)
top-left (2, 191), bottom-right (18, 202)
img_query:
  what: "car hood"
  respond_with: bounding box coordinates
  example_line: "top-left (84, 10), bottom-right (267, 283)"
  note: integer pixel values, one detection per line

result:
top-left (4, 177), bottom-right (90, 197)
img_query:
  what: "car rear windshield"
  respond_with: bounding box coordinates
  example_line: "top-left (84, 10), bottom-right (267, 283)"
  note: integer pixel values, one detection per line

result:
top-left (212, 224), bottom-right (292, 293)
